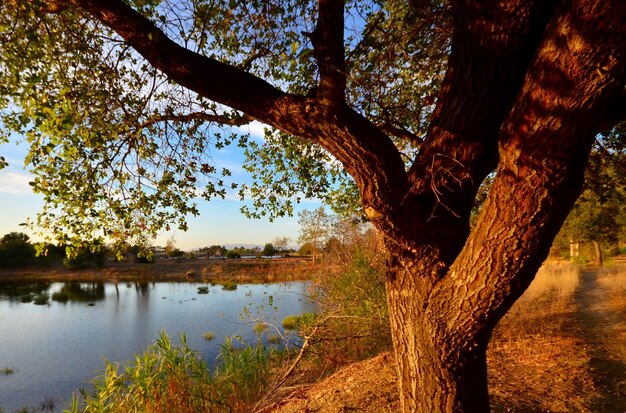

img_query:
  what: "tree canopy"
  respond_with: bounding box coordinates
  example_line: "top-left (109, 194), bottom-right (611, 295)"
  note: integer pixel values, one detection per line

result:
top-left (0, 0), bottom-right (447, 247)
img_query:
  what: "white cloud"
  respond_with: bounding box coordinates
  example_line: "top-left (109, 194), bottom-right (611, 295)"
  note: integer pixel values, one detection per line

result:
top-left (236, 120), bottom-right (273, 141)
top-left (0, 171), bottom-right (34, 194)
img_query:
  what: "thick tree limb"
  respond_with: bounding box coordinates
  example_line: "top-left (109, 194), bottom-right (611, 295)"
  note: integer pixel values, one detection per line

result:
top-left (393, 0), bottom-right (561, 263)
top-left (67, 0), bottom-right (289, 121)
top-left (139, 111), bottom-right (253, 129)
top-left (431, 0), bottom-right (626, 344)
top-left (61, 0), bottom-right (409, 230)
top-left (310, 0), bottom-right (347, 106)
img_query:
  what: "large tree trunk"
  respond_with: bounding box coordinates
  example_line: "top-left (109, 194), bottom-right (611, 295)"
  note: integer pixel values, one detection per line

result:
top-left (380, 0), bottom-right (626, 410)
top-left (386, 255), bottom-right (491, 412)
top-left (384, 150), bottom-right (586, 412)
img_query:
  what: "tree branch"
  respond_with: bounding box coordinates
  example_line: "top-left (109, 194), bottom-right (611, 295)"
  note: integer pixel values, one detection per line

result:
top-left (310, 0), bottom-right (347, 106)
top-left (66, 0), bottom-right (292, 124)
top-left (59, 0), bottom-right (410, 238)
top-left (139, 111), bottom-right (253, 129)
top-left (430, 0), bottom-right (626, 343)
top-left (375, 122), bottom-right (423, 148)
top-left (395, 0), bottom-right (561, 262)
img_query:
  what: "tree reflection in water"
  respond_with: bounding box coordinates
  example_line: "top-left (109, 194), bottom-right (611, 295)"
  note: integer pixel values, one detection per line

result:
top-left (51, 282), bottom-right (106, 303)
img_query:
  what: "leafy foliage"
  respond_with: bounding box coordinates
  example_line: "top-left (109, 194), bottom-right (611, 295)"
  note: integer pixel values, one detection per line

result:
top-left (0, 0), bottom-right (451, 243)
top-left (554, 132), bottom-right (626, 250)
top-left (0, 1), bottom-right (243, 246)
top-left (262, 242), bottom-right (277, 257)
top-left (289, 225), bottom-right (391, 375)
top-left (226, 250), bottom-right (241, 259)
top-left (297, 207), bottom-right (334, 257)
top-left (61, 241), bottom-right (107, 269)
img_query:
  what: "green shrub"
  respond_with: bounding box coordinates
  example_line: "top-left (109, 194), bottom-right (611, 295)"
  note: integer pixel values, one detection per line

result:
top-left (226, 250), bottom-right (241, 259)
top-left (221, 280), bottom-right (237, 291)
top-left (71, 332), bottom-right (276, 413)
top-left (281, 315), bottom-right (299, 330)
top-left (62, 242), bottom-right (107, 269)
top-left (0, 232), bottom-right (36, 268)
top-left (281, 313), bottom-right (317, 331)
top-left (309, 249), bottom-right (391, 362)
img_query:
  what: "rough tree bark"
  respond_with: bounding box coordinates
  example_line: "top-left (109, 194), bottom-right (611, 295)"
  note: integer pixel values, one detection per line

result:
top-left (48, 0), bottom-right (626, 411)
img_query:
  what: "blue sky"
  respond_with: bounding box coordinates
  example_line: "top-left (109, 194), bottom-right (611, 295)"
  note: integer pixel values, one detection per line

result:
top-left (0, 122), bottom-right (321, 250)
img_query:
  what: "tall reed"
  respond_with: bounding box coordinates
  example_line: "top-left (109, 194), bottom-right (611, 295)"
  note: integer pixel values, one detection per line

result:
top-left (70, 332), bottom-right (275, 413)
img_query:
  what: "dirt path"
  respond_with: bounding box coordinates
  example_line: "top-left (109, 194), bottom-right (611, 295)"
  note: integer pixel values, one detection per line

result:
top-left (574, 270), bottom-right (626, 413)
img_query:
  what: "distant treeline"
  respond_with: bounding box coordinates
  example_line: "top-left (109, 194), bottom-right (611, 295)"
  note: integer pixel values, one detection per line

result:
top-left (0, 232), bottom-right (307, 269)
top-left (0, 232), bottom-right (107, 269)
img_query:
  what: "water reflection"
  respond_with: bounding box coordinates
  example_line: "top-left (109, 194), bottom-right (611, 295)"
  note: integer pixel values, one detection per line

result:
top-left (0, 282), bottom-right (112, 305)
top-left (0, 281), bottom-right (316, 412)
top-left (51, 282), bottom-right (106, 303)
top-left (0, 282), bottom-right (51, 304)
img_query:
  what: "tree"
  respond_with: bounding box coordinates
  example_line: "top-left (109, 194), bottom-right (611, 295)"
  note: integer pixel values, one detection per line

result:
top-left (61, 239), bottom-right (107, 268)
top-left (298, 207), bottom-right (334, 263)
top-left (262, 242), bottom-right (278, 257)
top-left (225, 250), bottom-right (241, 259)
top-left (0, 232), bottom-right (36, 267)
top-left (1, 1), bottom-right (626, 411)
top-left (553, 141), bottom-right (626, 263)
top-left (203, 245), bottom-right (226, 256)
top-left (0, 232), bottom-right (30, 244)
top-left (164, 236), bottom-right (182, 258)
top-left (272, 236), bottom-right (291, 253)
top-left (298, 242), bottom-right (316, 257)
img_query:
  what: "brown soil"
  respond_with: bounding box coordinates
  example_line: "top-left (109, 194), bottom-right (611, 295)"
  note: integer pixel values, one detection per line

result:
top-left (261, 265), bottom-right (626, 413)
top-left (259, 352), bottom-right (400, 413)
top-left (0, 258), bottom-right (328, 283)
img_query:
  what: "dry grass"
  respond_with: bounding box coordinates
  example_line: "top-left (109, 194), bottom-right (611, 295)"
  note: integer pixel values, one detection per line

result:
top-left (514, 261), bottom-right (580, 311)
top-left (266, 260), bottom-right (626, 412)
top-left (597, 264), bottom-right (626, 313)
top-left (489, 261), bottom-right (596, 412)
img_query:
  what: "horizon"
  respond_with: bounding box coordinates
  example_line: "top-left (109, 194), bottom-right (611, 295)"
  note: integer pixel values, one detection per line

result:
top-left (0, 122), bottom-right (322, 250)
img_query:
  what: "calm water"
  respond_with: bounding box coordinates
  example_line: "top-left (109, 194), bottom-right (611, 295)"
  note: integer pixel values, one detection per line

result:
top-left (0, 281), bottom-right (316, 412)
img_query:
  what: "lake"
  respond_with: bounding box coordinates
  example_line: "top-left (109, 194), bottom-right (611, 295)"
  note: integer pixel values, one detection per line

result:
top-left (0, 280), bottom-right (316, 412)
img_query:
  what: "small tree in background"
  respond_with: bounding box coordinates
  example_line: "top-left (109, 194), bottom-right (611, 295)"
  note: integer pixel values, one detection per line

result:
top-left (553, 142), bottom-right (626, 262)
top-left (272, 236), bottom-right (291, 254)
top-left (262, 243), bottom-right (278, 257)
top-left (62, 239), bottom-right (107, 269)
top-left (298, 208), bottom-right (334, 263)
top-left (164, 236), bottom-right (184, 259)
top-left (226, 250), bottom-right (241, 259)
top-left (298, 242), bottom-right (316, 257)
top-left (129, 235), bottom-right (155, 264)
top-left (0, 232), bottom-right (36, 268)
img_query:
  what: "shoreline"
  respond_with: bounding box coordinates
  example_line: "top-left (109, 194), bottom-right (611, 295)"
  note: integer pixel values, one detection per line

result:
top-left (0, 257), bottom-right (328, 284)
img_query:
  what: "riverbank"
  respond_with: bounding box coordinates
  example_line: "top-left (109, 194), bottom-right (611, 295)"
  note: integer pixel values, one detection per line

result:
top-left (0, 258), bottom-right (329, 283)
top-left (263, 261), bottom-right (626, 412)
